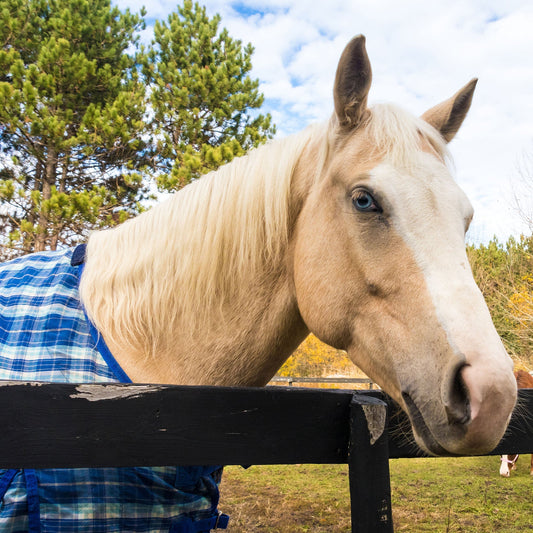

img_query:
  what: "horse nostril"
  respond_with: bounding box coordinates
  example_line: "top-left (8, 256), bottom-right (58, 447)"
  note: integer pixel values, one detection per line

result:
top-left (443, 363), bottom-right (471, 426)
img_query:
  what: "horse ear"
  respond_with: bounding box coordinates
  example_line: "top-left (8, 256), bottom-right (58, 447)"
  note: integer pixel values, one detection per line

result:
top-left (334, 35), bottom-right (372, 131)
top-left (421, 79), bottom-right (478, 143)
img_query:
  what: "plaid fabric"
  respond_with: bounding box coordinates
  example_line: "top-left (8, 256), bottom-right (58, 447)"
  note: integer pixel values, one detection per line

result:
top-left (0, 248), bottom-right (227, 532)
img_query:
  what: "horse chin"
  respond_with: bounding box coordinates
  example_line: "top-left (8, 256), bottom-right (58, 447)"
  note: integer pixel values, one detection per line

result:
top-left (401, 392), bottom-right (452, 456)
top-left (411, 430), bottom-right (449, 457)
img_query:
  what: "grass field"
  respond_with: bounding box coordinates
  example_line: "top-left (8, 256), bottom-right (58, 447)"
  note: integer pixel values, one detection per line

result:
top-left (219, 456), bottom-right (533, 532)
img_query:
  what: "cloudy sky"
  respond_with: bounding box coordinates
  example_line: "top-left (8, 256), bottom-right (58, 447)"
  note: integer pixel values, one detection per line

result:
top-left (118, 0), bottom-right (533, 242)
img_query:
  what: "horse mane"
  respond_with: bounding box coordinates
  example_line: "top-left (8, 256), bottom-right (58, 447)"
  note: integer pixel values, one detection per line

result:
top-left (79, 104), bottom-right (449, 358)
top-left (79, 123), bottom-right (327, 355)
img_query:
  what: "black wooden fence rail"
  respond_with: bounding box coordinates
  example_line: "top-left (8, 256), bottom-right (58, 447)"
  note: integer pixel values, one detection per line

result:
top-left (0, 381), bottom-right (532, 533)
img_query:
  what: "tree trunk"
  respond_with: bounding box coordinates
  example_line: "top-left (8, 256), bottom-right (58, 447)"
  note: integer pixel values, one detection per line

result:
top-left (23, 159), bottom-right (43, 254)
top-left (49, 157), bottom-right (68, 251)
top-left (35, 147), bottom-right (57, 252)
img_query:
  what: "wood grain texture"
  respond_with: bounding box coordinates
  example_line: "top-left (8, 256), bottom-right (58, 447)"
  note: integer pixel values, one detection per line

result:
top-left (0, 382), bottom-right (531, 469)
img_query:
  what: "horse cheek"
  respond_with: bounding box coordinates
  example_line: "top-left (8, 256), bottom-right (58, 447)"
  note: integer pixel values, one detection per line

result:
top-left (292, 212), bottom-right (361, 350)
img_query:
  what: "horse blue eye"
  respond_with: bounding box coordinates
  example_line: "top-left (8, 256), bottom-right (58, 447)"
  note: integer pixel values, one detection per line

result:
top-left (353, 191), bottom-right (380, 212)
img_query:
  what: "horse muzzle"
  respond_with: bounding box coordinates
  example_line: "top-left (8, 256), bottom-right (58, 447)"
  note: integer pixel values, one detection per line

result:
top-left (401, 358), bottom-right (517, 456)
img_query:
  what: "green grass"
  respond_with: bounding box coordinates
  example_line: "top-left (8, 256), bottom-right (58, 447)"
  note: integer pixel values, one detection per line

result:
top-left (219, 456), bottom-right (533, 532)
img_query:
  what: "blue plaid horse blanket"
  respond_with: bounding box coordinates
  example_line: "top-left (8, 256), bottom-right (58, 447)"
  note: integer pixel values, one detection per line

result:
top-left (0, 246), bottom-right (229, 532)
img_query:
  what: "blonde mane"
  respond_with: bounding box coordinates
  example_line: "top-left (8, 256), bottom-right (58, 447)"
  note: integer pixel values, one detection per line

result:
top-left (79, 123), bottom-right (327, 356)
top-left (79, 104), bottom-right (449, 359)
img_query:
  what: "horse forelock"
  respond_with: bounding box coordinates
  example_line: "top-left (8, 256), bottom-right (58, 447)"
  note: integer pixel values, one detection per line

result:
top-left (362, 103), bottom-right (450, 170)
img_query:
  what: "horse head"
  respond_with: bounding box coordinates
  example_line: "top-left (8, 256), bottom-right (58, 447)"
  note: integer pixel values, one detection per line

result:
top-left (292, 36), bottom-right (517, 456)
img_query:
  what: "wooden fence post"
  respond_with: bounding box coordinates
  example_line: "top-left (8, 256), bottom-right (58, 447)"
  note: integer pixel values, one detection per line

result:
top-left (349, 393), bottom-right (394, 533)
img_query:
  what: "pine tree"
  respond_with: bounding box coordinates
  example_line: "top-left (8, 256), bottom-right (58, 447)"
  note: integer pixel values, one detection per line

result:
top-left (146, 0), bottom-right (275, 190)
top-left (0, 0), bottom-right (149, 258)
top-left (0, 0), bottom-right (276, 259)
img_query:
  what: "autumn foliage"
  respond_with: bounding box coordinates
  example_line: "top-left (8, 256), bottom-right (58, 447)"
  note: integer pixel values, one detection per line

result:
top-left (278, 334), bottom-right (355, 378)
top-left (467, 235), bottom-right (533, 369)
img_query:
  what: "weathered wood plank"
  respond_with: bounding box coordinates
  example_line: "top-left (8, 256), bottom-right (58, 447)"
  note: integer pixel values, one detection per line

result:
top-left (0, 382), bottom-right (531, 469)
top-left (0, 381), bottom-right (352, 468)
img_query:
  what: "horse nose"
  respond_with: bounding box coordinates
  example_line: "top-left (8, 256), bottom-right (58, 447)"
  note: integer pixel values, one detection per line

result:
top-left (441, 358), bottom-right (471, 426)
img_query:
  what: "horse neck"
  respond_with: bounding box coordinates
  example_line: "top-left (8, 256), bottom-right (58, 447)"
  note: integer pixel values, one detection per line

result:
top-left (80, 127), bottom-right (327, 386)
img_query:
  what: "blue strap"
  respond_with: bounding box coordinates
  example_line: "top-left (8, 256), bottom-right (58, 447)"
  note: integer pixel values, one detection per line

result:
top-left (82, 306), bottom-right (132, 383)
top-left (0, 469), bottom-right (18, 500)
top-left (24, 469), bottom-right (41, 533)
top-left (170, 512), bottom-right (230, 532)
top-left (175, 465), bottom-right (223, 489)
top-left (0, 468), bottom-right (41, 531)
top-left (73, 246), bottom-right (132, 384)
top-left (70, 243), bottom-right (87, 266)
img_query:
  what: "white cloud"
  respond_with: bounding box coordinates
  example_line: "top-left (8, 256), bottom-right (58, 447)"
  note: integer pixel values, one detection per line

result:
top-left (116, 0), bottom-right (533, 241)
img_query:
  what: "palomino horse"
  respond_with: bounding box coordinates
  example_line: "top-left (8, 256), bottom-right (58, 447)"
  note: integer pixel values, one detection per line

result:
top-left (500, 370), bottom-right (533, 476)
top-left (0, 35), bottom-right (517, 530)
